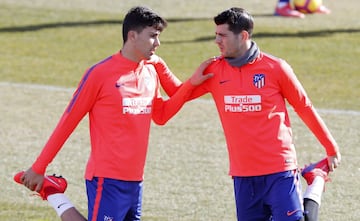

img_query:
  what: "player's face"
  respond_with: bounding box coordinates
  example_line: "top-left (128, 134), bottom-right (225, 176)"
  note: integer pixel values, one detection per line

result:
top-left (133, 26), bottom-right (161, 60)
top-left (215, 24), bottom-right (244, 58)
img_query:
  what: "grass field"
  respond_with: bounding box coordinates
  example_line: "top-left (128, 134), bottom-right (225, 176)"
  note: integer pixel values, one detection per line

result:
top-left (1, 0), bottom-right (359, 220)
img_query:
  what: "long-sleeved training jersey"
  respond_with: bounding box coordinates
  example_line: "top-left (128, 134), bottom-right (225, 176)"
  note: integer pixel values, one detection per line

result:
top-left (31, 52), bottom-right (191, 181)
top-left (188, 52), bottom-right (339, 176)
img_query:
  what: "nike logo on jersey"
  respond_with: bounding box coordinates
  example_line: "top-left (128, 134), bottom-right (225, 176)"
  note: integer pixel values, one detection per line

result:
top-left (219, 80), bottom-right (230, 84)
top-left (115, 82), bottom-right (124, 88)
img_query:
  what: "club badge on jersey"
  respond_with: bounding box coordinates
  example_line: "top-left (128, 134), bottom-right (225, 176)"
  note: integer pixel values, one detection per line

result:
top-left (253, 74), bottom-right (265, 89)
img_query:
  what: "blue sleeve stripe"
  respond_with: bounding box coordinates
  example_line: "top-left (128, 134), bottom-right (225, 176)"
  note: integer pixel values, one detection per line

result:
top-left (66, 56), bottom-right (112, 113)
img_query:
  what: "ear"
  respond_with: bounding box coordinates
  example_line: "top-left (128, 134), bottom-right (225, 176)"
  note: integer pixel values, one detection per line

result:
top-left (240, 30), bottom-right (250, 41)
top-left (127, 30), bottom-right (137, 42)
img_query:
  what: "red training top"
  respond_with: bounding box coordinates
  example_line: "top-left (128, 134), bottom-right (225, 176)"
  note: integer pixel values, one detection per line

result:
top-left (31, 52), bottom-right (192, 181)
top-left (187, 53), bottom-right (339, 176)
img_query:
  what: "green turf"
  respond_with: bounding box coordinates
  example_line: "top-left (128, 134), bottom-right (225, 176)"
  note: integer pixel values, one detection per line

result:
top-left (1, 0), bottom-right (359, 220)
top-left (1, 1), bottom-right (359, 110)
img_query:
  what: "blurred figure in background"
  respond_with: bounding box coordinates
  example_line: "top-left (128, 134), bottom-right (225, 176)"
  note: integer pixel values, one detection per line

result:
top-left (274, 0), bottom-right (331, 18)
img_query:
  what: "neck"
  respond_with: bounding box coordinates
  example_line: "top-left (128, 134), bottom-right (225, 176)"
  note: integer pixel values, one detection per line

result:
top-left (120, 44), bottom-right (141, 63)
top-left (225, 41), bottom-right (260, 67)
top-left (233, 40), bottom-right (252, 58)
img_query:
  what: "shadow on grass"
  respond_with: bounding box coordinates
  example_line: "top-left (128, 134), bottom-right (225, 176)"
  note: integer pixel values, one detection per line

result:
top-left (0, 20), bottom-right (123, 32)
top-left (1, 17), bottom-right (359, 43)
top-left (0, 17), bottom-right (208, 33)
top-left (163, 27), bottom-right (360, 43)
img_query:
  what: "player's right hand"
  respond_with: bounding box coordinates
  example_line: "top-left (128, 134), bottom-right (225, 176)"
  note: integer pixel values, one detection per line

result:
top-left (20, 168), bottom-right (45, 193)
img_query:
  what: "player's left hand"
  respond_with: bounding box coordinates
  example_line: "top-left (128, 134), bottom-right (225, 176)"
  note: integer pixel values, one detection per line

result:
top-left (190, 57), bottom-right (215, 86)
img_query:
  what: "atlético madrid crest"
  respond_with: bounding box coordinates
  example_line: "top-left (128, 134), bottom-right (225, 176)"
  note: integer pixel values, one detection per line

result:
top-left (253, 73), bottom-right (265, 89)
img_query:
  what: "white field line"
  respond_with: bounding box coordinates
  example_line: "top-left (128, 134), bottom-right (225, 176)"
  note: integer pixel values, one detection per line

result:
top-left (2, 81), bottom-right (360, 116)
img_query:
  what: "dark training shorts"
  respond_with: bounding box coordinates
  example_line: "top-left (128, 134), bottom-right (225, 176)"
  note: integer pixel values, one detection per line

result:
top-left (233, 170), bottom-right (304, 221)
top-left (86, 177), bottom-right (143, 221)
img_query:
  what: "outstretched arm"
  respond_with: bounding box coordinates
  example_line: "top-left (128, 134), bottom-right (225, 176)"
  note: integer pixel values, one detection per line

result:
top-left (21, 69), bottom-right (99, 192)
top-left (152, 58), bottom-right (214, 125)
top-left (279, 60), bottom-right (341, 170)
top-left (152, 55), bottom-right (182, 96)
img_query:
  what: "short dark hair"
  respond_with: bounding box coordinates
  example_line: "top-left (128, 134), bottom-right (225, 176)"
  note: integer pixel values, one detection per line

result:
top-left (214, 7), bottom-right (254, 37)
top-left (122, 6), bottom-right (167, 43)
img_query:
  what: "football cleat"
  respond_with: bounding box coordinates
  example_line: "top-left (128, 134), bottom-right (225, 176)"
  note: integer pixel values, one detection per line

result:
top-left (274, 3), bottom-right (305, 18)
top-left (315, 5), bottom-right (331, 14)
top-left (301, 158), bottom-right (330, 185)
top-left (14, 171), bottom-right (67, 200)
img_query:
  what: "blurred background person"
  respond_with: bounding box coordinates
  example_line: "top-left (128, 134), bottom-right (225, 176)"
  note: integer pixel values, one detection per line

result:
top-left (274, 0), bottom-right (331, 18)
